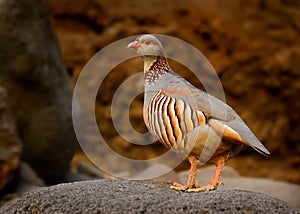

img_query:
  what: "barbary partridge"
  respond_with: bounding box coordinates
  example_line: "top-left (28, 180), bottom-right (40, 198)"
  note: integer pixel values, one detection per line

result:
top-left (127, 34), bottom-right (270, 192)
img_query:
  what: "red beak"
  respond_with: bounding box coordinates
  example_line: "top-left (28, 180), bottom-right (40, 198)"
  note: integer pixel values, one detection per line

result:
top-left (127, 41), bottom-right (140, 49)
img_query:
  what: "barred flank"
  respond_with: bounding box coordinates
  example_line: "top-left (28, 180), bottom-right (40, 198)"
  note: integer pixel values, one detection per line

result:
top-left (146, 91), bottom-right (206, 149)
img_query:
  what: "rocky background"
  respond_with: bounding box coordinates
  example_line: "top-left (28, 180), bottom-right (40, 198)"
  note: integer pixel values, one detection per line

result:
top-left (48, 0), bottom-right (300, 182)
top-left (0, 0), bottom-right (77, 196)
top-left (0, 0), bottom-right (299, 210)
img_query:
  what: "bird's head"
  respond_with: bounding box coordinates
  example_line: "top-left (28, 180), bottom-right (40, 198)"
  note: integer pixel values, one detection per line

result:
top-left (127, 34), bottom-right (165, 57)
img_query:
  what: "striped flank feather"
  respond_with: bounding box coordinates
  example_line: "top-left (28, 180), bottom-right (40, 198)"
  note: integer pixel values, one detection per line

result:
top-left (145, 91), bottom-right (206, 150)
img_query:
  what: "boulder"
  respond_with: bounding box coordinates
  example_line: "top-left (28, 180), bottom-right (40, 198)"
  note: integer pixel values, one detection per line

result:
top-left (0, 0), bottom-right (77, 183)
top-left (0, 87), bottom-right (22, 193)
top-left (0, 180), bottom-right (298, 213)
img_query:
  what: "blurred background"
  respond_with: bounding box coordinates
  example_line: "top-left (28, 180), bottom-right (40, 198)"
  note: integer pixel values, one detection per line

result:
top-left (0, 0), bottom-right (299, 205)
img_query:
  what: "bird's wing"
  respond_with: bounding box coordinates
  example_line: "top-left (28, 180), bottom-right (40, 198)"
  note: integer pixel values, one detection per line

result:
top-left (154, 71), bottom-right (270, 156)
top-left (155, 71), bottom-right (236, 121)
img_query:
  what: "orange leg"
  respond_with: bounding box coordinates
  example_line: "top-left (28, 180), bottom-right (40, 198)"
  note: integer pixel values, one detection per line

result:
top-left (170, 156), bottom-right (200, 191)
top-left (187, 157), bottom-right (225, 192)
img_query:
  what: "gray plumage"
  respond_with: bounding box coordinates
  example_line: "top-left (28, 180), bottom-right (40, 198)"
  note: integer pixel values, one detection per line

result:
top-left (145, 71), bottom-right (269, 156)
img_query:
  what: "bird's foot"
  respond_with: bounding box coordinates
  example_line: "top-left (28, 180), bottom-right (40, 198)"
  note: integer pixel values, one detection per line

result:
top-left (186, 184), bottom-right (216, 192)
top-left (170, 182), bottom-right (200, 191)
top-left (186, 180), bottom-right (223, 192)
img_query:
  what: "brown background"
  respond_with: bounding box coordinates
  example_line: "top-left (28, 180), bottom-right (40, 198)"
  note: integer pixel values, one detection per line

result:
top-left (47, 0), bottom-right (299, 183)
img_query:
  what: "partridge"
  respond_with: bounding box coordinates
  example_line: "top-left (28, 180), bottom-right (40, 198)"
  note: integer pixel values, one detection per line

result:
top-left (127, 34), bottom-right (270, 192)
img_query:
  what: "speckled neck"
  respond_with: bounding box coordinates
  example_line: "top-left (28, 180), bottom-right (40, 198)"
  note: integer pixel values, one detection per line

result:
top-left (144, 56), bottom-right (170, 84)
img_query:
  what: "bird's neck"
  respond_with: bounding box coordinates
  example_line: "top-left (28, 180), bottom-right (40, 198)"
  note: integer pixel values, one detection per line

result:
top-left (143, 56), bottom-right (170, 84)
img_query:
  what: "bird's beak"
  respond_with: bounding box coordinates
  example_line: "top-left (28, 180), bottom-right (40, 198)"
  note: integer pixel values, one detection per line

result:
top-left (127, 41), bottom-right (140, 49)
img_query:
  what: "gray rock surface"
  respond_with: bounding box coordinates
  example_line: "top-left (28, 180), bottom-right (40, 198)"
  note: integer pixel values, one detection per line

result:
top-left (1, 180), bottom-right (299, 213)
top-left (0, 87), bottom-right (22, 193)
top-left (0, 0), bottom-right (77, 183)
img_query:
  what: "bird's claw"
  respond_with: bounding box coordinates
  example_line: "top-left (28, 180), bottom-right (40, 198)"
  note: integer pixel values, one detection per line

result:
top-left (170, 182), bottom-right (200, 191)
top-left (185, 180), bottom-right (223, 192)
top-left (171, 180), bottom-right (223, 192)
top-left (186, 184), bottom-right (216, 192)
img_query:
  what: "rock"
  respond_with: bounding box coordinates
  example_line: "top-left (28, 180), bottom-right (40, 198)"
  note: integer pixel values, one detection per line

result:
top-left (135, 164), bottom-right (179, 182)
top-left (221, 177), bottom-right (300, 209)
top-left (0, 0), bottom-right (77, 183)
top-left (0, 87), bottom-right (22, 193)
top-left (178, 166), bottom-right (300, 208)
top-left (15, 162), bottom-right (45, 195)
top-left (63, 171), bottom-right (95, 183)
top-left (0, 180), bottom-right (298, 213)
top-left (75, 162), bottom-right (104, 179)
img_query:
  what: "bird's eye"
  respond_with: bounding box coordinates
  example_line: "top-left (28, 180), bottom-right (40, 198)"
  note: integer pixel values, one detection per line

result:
top-left (144, 40), bottom-right (152, 45)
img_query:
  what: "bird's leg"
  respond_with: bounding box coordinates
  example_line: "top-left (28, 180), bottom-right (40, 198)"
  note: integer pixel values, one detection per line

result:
top-left (187, 157), bottom-right (225, 192)
top-left (170, 156), bottom-right (200, 191)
